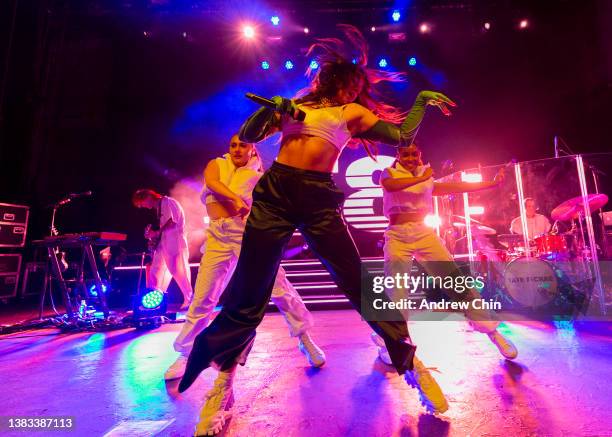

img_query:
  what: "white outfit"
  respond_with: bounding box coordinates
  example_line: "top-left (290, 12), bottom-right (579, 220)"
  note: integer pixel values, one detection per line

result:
top-left (148, 197), bottom-right (193, 302)
top-left (381, 162), bottom-right (499, 333)
top-left (510, 214), bottom-right (551, 239)
top-left (281, 104), bottom-right (351, 151)
top-left (174, 155), bottom-right (314, 355)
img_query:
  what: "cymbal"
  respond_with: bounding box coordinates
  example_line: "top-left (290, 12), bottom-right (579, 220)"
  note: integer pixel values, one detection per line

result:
top-left (452, 221), bottom-right (497, 235)
top-left (551, 193), bottom-right (609, 221)
top-left (452, 215), bottom-right (485, 226)
top-left (497, 233), bottom-right (524, 241)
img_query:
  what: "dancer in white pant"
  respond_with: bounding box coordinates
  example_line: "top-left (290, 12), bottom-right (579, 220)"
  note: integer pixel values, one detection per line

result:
top-left (132, 189), bottom-right (193, 311)
top-left (164, 135), bottom-right (325, 380)
top-left (373, 143), bottom-right (518, 381)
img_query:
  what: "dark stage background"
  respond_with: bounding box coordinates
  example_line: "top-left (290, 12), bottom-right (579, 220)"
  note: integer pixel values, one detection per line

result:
top-left (1, 0), bottom-right (611, 255)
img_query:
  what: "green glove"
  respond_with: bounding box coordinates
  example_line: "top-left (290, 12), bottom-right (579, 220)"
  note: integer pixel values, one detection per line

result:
top-left (239, 96), bottom-right (301, 143)
top-left (357, 90), bottom-right (456, 146)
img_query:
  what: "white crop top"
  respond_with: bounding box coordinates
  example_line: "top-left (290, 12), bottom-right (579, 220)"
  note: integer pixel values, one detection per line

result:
top-left (281, 104), bottom-right (352, 151)
top-left (381, 162), bottom-right (434, 218)
top-left (201, 154), bottom-right (262, 208)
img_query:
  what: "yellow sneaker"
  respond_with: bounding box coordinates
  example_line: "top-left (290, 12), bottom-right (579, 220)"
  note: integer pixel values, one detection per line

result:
top-left (488, 330), bottom-right (518, 360)
top-left (194, 372), bottom-right (235, 436)
top-left (404, 357), bottom-right (449, 414)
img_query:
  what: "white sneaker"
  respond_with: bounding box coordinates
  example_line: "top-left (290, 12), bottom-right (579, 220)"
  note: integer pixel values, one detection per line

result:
top-left (164, 355), bottom-right (188, 381)
top-left (488, 330), bottom-right (518, 360)
top-left (404, 357), bottom-right (449, 414)
top-left (370, 332), bottom-right (393, 365)
top-left (370, 331), bottom-right (386, 348)
top-left (194, 372), bottom-right (235, 436)
top-left (298, 333), bottom-right (326, 368)
top-left (377, 346), bottom-right (393, 366)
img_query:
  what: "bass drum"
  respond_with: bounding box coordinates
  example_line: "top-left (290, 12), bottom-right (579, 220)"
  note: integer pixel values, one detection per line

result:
top-left (503, 257), bottom-right (558, 308)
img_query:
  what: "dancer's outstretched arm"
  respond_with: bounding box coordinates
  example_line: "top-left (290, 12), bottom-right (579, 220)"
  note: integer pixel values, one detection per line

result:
top-left (433, 167), bottom-right (505, 195)
top-left (351, 90), bottom-right (456, 146)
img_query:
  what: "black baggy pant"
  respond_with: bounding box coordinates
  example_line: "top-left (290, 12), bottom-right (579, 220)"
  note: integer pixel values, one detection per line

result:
top-left (179, 162), bottom-right (416, 392)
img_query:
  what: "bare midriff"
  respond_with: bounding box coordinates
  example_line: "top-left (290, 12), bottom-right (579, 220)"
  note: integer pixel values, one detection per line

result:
top-left (276, 134), bottom-right (341, 172)
top-left (206, 200), bottom-right (241, 220)
top-left (389, 212), bottom-right (427, 225)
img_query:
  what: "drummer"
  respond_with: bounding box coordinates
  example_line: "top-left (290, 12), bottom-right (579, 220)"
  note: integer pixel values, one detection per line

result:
top-left (510, 198), bottom-right (551, 239)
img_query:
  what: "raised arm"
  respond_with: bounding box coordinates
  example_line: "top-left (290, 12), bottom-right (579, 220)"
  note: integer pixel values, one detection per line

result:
top-left (432, 167), bottom-right (505, 196)
top-left (351, 91), bottom-right (456, 146)
top-left (238, 96), bottom-right (302, 143)
top-left (380, 167), bottom-right (434, 192)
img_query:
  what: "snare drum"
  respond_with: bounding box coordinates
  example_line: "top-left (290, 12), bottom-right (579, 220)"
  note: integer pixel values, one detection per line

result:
top-left (534, 234), bottom-right (569, 260)
top-left (504, 257), bottom-right (558, 308)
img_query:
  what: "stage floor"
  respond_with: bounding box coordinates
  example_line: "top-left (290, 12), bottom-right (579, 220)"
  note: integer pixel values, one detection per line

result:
top-left (1, 310), bottom-right (611, 436)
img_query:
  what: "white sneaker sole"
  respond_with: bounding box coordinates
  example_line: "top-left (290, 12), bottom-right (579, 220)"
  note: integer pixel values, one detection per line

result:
top-left (298, 343), bottom-right (326, 368)
top-left (194, 410), bottom-right (233, 436)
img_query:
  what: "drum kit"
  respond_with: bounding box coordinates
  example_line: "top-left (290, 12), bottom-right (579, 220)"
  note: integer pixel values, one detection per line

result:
top-left (451, 193), bottom-right (608, 311)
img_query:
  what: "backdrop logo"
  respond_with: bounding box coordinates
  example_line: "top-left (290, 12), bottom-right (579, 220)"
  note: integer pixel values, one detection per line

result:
top-left (342, 155), bottom-right (395, 233)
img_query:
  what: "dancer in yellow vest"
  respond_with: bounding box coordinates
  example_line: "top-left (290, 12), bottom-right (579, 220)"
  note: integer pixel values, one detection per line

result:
top-left (372, 142), bottom-right (518, 366)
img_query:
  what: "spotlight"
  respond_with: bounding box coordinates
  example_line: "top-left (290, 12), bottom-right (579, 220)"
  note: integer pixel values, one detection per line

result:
top-left (309, 60), bottom-right (319, 70)
top-left (132, 287), bottom-right (167, 328)
top-left (89, 282), bottom-right (108, 298)
top-left (270, 16), bottom-right (280, 26)
top-left (484, 22), bottom-right (491, 30)
top-left (143, 31), bottom-right (150, 38)
top-left (243, 25), bottom-right (255, 39)
top-left (392, 10), bottom-right (401, 22)
top-left (261, 61), bottom-right (270, 70)
top-left (378, 58), bottom-right (388, 68)
top-left (519, 19), bottom-right (529, 29)
top-left (352, 58), bottom-right (357, 64)
top-left (408, 56), bottom-right (417, 66)
top-left (424, 214), bottom-right (442, 228)
top-left (303, 27), bottom-right (309, 34)
top-left (461, 172), bottom-right (483, 183)
top-left (182, 31), bottom-right (187, 38)
top-left (419, 23), bottom-right (430, 34)
top-left (284, 60), bottom-right (294, 70)
top-left (141, 289), bottom-right (164, 309)
top-left (371, 26), bottom-right (376, 32)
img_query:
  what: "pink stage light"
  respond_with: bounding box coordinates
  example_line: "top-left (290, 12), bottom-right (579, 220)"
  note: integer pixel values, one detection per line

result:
top-left (419, 23), bottom-right (430, 34)
top-left (243, 25), bottom-right (255, 39)
top-left (484, 22), bottom-right (491, 30)
top-left (424, 214), bottom-right (442, 228)
top-left (519, 19), bottom-right (529, 29)
top-left (461, 172), bottom-right (483, 183)
top-left (303, 27), bottom-right (309, 34)
top-left (371, 26), bottom-right (376, 32)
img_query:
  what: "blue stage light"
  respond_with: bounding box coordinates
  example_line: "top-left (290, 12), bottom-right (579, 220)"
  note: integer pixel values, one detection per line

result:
top-left (378, 58), bottom-right (388, 68)
top-left (309, 60), bottom-right (319, 70)
top-left (261, 61), bottom-right (270, 70)
top-left (89, 283), bottom-right (107, 297)
top-left (141, 289), bottom-right (164, 309)
top-left (392, 10), bottom-right (401, 22)
top-left (271, 16), bottom-right (280, 26)
top-left (285, 60), bottom-right (294, 70)
top-left (408, 57), bottom-right (417, 66)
